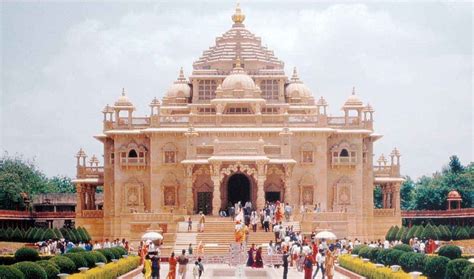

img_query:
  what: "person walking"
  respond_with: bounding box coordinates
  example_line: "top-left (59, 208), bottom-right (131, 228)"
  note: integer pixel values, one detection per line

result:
top-left (312, 249), bottom-right (325, 279)
top-left (282, 251), bottom-right (289, 279)
top-left (151, 254), bottom-right (160, 279)
top-left (284, 203), bottom-right (292, 222)
top-left (192, 261), bottom-right (200, 279)
top-left (177, 249), bottom-right (189, 279)
top-left (187, 217), bottom-right (192, 232)
top-left (246, 244), bottom-right (256, 267)
top-left (144, 255), bottom-right (152, 279)
top-left (325, 248), bottom-right (335, 279)
top-left (198, 213), bottom-right (205, 232)
top-left (166, 252), bottom-right (177, 279)
top-left (188, 243), bottom-right (193, 255)
top-left (253, 246), bottom-right (263, 268)
top-left (304, 252), bottom-right (314, 279)
top-left (197, 257), bottom-right (204, 278)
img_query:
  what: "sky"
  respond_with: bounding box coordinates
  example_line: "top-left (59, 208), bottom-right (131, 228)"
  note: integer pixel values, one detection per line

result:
top-left (1, 1), bottom-right (472, 180)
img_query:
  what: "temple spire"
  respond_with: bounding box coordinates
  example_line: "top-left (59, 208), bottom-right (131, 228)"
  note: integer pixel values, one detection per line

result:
top-left (232, 3), bottom-right (245, 25)
top-left (176, 67), bottom-right (186, 82)
top-left (352, 86), bottom-right (356, 95)
top-left (122, 88), bottom-right (126, 96)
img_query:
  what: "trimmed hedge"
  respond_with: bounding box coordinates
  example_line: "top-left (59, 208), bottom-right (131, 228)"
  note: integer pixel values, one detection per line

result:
top-left (438, 245), bottom-right (462, 260)
top-left (67, 256), bottom-right (141, 279)
top-left (79, 252), bottom-right (97, 268)
top-left (14, 247), bottom-right (40, 262)
top-left (64, 253), bottom-right (88, 270)
top-left (358, 246), bottom-right (372, 259)
top-left (445, 259), bottom-right (471, 279)
top-left (385, 224), bottom-right (473, 241)
top-left (35, 260), bottom-right (60, 279)
top-left (393, 244), bottom-right (413, 253)
top-left (351, 245), bottom-right (367, 255)
top-left (423, 256), bottom-right (450, 279)
top-left (68, 247), bottom-right (86, 253)
top-left (0, 265), bottom-right (26, 279)
top-left (49, 255), bottom-right (76, 274)
top-left (368, 247), bottom-right (382, 263)
top-left (0, 226), bottom-right (91, 243)
top-left (398, 252), bottom-right (426, 273)
top-left (89, 251), bottom-right (107, 264)
top-left (462, 264), bottom-right (474, 279)
top-left (385, 249), bottom-right (406, 266)
top-left (96, 249), bottom-right (115, 262)
top-left (13, 261), bottom-right (47, 279)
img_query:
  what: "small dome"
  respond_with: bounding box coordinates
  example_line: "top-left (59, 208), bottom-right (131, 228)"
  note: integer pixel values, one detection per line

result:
top-left (115, 88), bottom-right (134, 107)
top-left (286, 67), bottom-right (312, 98)
top-left (221, 57), bottom-right (256, 91)
top-left (343, 87), bottom-right (364, 109)
top-left (166, 68), bottom-right (191, 98)
top-left (447, 190), bottom-right (462, 200)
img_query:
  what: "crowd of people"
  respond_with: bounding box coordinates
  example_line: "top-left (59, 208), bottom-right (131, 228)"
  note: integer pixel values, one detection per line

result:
top-left (36, 238), bottom-right (131, 255)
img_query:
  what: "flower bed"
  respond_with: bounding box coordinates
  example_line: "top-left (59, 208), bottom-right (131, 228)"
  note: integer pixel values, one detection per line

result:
top-left (338, 254), bottom-right (427, 279)
top-left (67, 256), bottom-right (140, 279)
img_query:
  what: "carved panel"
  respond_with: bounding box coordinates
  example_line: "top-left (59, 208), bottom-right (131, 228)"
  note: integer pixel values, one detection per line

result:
top-left (164, 186), bottom-right (177, 206)
top-left (302, 186), bottom-right (314, 205)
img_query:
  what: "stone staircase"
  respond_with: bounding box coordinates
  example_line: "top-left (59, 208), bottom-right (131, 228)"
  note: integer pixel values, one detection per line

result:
top-left (171, 216), bottom-right (302, 255)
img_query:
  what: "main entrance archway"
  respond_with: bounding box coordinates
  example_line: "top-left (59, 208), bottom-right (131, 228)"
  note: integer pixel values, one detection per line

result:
top-left (227, 173), bottom-right (251, 206)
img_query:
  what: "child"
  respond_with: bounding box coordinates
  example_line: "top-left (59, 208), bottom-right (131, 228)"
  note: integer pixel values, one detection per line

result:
top-left (193, 261), bottom-right (200, 279)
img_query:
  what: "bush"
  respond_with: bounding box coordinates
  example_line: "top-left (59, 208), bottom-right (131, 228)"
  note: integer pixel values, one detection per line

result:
top-left (67, 256), bottom-right (142, 279)
top-left (438, 245), bottom-right (462, 260)
top-left (11, 228), bottom-right (24, 242)
top-left (376, 249), bottom-right (392, 265)
top-left (462, 264), bottom-right (474, 279)
top-left (385, 249), bottom-right (406, 266)
top-left (0, 229), bottom-right (6, 241)
top-left (53, 228), bottom-right (63, 239)
top-left (338, 254), bottom-right (418, 279)
top-left (33, 229), bottom-right (45, 242)
top-left (72, 229), bottom-right (83, 243)
top-left (79, 252), bottom-right (97, 268)
top-left (35, 261), bottom-right (60, 279)
top-left (446, 259), bottom-right (471, 279)
top-left (399, 252), bottom-right (426, 273)
top-left (68, 247), bottom-right (86, 253)
top-left (351, 245), bottom-right (367, 255)
top-left (14, 247), bottom-right (40, 262)
top-left (385, 226), bottom-right (394, 240)
top-left (414, 225), bottom-right (424, 238)
top-left (393, 244), bottom-right (413, 253)
top-left (89, 251), bottom-right (107, 264)
top-left (389, 226), bottom-right (400, 241)
top-left (82, 228), bottom-right (92, 242)
top-left (108, 248), bottom-right (123, 259)
top-left (77, 228), bottom-right (89, 242)
top-left (455, 227), bottom-right (469, 240)
top-left (0, 265), bottom-right (26, 279)
top-left (49, 256), bottom-right (76, 274)
top-left (368, 247), bottom-right (382, 263)
top-left (401, 228), bottom-right (409, 244)
top-left (469, 226), bottom-right (474, 239)
top-left (113, 246), bottom-right (128, 256)
top-left (97, 249), bottom-right (115, 262)
top-left (42, 229), bottom-right (57, 241)
top-left (406, 225), bottom-right (418, 241)
top-left (424, 256), bottom-right (450, 279)
top-left (0, 256), bottom-right (18, 265)
top-left (13, 261), bottom-right (47, 279)
top-left (421, 224), bottom-right (438, 240)
top-left (64, 253), bottom-right (88, 269)
top-left (395, 226), bottom-right (405, 241)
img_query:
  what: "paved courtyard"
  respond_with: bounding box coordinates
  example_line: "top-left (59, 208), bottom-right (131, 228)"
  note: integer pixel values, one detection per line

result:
top-left (133, 263), bottom-right (349, 279)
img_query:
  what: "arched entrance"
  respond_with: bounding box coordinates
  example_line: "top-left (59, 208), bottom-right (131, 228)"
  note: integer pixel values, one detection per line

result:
top-left (227, 173), bottom-right (251, 206)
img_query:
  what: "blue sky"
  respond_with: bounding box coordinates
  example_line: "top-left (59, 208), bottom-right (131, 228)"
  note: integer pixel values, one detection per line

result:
top-left (1, 1), bottom-right (472, 179)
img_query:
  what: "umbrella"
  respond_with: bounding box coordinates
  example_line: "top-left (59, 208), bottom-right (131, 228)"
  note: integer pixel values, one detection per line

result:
top-left (141, 231), bottom-right (163, 241)
top-left (314, 230), bottom-right (337, 240)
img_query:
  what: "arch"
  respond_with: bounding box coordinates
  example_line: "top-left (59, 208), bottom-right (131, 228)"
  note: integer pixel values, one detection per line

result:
top-left (340, 149), bottom-right (349, 157)
top-left (128, 149), bottom-right (138, 158)
top-left (162, 143), bottom-right (177, 164)
top-left (227, 173), bottom-right (251, 206)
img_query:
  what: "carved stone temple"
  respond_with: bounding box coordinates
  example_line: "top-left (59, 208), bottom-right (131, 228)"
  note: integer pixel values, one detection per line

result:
top-left (73, 4), bottom-right (403, 242)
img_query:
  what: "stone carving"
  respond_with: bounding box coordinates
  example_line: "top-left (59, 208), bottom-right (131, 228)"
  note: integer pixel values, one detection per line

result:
top-left (220, 162), bottom-right (256, 181)
top-left (164, 186), bottom-right (176, 206)
top-left (302, 186), bottom-right (313, 205)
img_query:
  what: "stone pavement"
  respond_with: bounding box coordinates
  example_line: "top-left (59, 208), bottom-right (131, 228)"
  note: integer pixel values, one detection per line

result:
top-left (133, 263), bottom-right (350, 279)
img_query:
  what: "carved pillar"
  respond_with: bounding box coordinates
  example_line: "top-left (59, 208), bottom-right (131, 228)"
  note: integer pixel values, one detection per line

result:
top-left (91, 185), bottom-right (96, 210)
top-left (284, 165), bottom-right (293, 204)
top-left (393, 183), bottom-right (400, 213)
top-left (76, 184), bottom-right (84, 215)
top-left (256, 161), bottom-right (266, 210)
top-left (185, 165), bottom-right (194, 215)
top-left (211, 162), bottom-right (221, 215)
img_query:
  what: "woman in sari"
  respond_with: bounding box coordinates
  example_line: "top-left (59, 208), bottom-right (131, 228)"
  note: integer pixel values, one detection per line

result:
top-left (275, 201), bottom-right (284, 223)
top-left (325, 248), bottom-right (336, 279)
top-left (253, 247), bottom-right (263, 268)
top-left (166, 252), bottom-right (177, 279)
top-left (197, 241), bottom-right (204, 257)
top-left (246, 244), bottom-right (255, 267)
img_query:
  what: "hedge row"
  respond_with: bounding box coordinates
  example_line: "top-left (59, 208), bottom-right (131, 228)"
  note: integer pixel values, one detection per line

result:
top-left (68, 256), bottom-right (140, 279)
top-left (0, 246), bottom-right (130, 278)
top-left (0, 227), bottom-right (91, 243)
top-left (352, 244), bottom-right (473, 279)
top-left (385, 225), bottom-right (473, 242)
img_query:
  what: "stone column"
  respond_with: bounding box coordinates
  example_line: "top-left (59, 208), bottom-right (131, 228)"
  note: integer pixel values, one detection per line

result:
top-left (185, 165), bottom-right (194, 215)
top-left (91, 186), bottom-right (96, 210)
top-left (211, 162), bottom-right (221, 215)
top-left (393, 183), bottom-right (400, 213)
top-left (76, 184), bottom-right (84, 214)
top-left (256, 161), bottom-right (266, 210)
top-left (284, 165), bottom-right (293, 204)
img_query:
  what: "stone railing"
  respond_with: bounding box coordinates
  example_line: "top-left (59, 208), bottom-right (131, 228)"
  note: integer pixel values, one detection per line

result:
top-left (131, 212), bottom-right (174, 222)
top-left (82, 210), bottom-right (104, 218)
top-left (374, 208), bottom-right (396, 217)
top-left (401, 208), bottom-right (474, 218)
top-left (332, 156), bottom-right (357, 166)
top-left (33, 211), bottom-right (75, 219)
top-left (301, 212), bottom-right (348, 222)
top-left (76, 166), bottom-right (104, 179)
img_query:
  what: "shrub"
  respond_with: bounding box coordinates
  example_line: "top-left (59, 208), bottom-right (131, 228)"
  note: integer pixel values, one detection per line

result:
top-left (66, 229), bottom-right (77, 243)
top-left (0, 229), bottom-right (6, 241)
top-left (438, 245), bottom-right (462, 260)
top-left (385, 226), bottom-right (394, 240)
top-left (72, 229), bottom-right (83, 243)
top-left (64, 253), bottom-right (88, 269)
top-left (395, 226), bottom-right (405, 241)
top-left (25, 228), bottom-right (36, 242)
top-left (89, 251), bottom-right (107, 264)
top-left (81, 228), bottom-right (91, 242)
top-left (455, 227), bottom-right (469, 240)
top-left (11, 228), bottom-right (24, 242)
top-left (358, 247), bottom-right (373, 259)
top-left (423, 256), bottom-right (450, 279)
top-left (97, 249), bottom-right (115, 262)
top-left (368, 247), bottom-right (382, 263)
top-left (414, 225), bottom-right (424, 238)
top-left (385, 249), bottom-right (406, 266)
top-left (35, 261), bottom-right (60, 279)
top-left (389, 226), bottom-right (400, 241)
top-left (5, 227), bottom-right (14, 240)
top-left (67, 256), bottom-right (142, 279)
top-left (33, 229), bottom-right (44, 242)
top-left (53, 228), bottom-right (63, 239)
top-left (114, 246), bottom-right (128, 256)
top-left (77, 228), bottom-right (89, 242)
top-left (108, 248), bottom-right (123, 259)
top-left (406, 225), bottom-right (418, 241)
top-left (376, 249), bottom-right (392, 265)
top-left (338, 254), bottom-right (419, 279)
top-left (401, 228), bottom-right (409, 244)
top-left (393, 244), bottom-right (413, 253)
top-left (421, 224), bottom-right (438, 240)
top-left (49, 256), bottom-right (76, 274)
top-left (462, 264), bottom-right (474, 279)
top-left (79, 252), bottom-right (97, 268)
top-left (0, 265), bottom-right (26, 279)
top-left (351, 245), bottom-right (367, 255)
top-left (446, 259), bottom-right (471, 279)
top-left (13, 261), bottom-right (47, 279)
top-left (0, 256), bottom-right (18, 265)
top-left (42, 229), bottom-right (56, 241)
top-left (14, 247), bottom-right (40, 262)
top-left (469, 226), bottom-right (474, 239)
top-left (399, 252), bottom-right (426, 273)
top-left (68, 247), bottom-right (86, 253)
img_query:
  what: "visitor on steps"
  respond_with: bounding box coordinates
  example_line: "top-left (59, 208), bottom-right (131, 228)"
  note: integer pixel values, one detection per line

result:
top-left (284, 203), bottom-right (292, 222)
top-left (282, 251), bottom-right (289, 279)
top-left (151, 254), bottom-right (160, 279)
top-left (192, 261), bottom-right (199, 279)
top-left (188, 243), bottom-right (193, 255)
top-left (246, 244), bottom-right (256, 267)
top-left (197, 257), bottom-right (204, 278)
top-left (198, 213), bottom-right (205, 232)
top-left (177, 249), bottom-right (189, 279)
top-left (187, 217), bottom-right (192, 232)
top-left (166, 252), bottom-right (177, 279)
top-left (253, 246), bottom-right (263, 268)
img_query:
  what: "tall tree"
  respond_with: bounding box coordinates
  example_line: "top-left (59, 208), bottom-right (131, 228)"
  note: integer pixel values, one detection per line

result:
top-left (400, 176), bottom-right (415, 210)
top-left (448, 155), bottom-right (464, 174)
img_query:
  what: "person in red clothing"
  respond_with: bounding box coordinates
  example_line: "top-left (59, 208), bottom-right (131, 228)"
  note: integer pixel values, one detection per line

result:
top-left (253, 247), bottom-right (263, 268)
top-left (311, 241), bottom-right (318, 262)
top-left (303, 252), bottom-right (314, 279)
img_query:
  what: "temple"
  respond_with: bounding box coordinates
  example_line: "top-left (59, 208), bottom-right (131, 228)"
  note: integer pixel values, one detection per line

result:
top-left (73, 4), bottom-right (403, 242)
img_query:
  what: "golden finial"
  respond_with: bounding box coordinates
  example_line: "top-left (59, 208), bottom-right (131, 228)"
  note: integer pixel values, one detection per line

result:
top-left (352, 86), bottom-right (355, 95)
top-left (291, 67), bottom-right (299, 81)
top-left (177, 67), bottom-right (186, 82)
top-left (122, 88), bottom-right (126, 96)
top-left (232, 3), bottom-right (245, 24)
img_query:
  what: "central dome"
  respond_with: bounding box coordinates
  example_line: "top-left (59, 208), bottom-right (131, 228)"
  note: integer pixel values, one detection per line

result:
top-left (221, 58), bottom-right (256, 91)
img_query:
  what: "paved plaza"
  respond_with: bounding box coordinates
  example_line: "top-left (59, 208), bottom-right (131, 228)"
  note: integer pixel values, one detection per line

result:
top-left (133, 263), bottom-right (349, 279)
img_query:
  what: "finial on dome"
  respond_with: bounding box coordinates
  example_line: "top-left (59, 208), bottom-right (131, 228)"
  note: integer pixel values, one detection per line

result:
top-left (352, 86), bottom-right (355, 95)
top-left (232, 3), bottom-right (245, 25)
top-left (176, 67), bottom-right (186, 82)
top-left (122, 88), bottom-right (126, 96)
top-left (291, 67), bottom-right (300, 82)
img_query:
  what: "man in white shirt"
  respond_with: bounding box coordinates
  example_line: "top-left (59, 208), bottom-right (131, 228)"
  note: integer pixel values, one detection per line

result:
top-left (103, 239), bottom-right (112, 248)
top-left (93, 241), bottom-right (102, 250)
top-left (313, 249), bottom-right (326, 279)
top-left (273, 223), bottom-right (281, 242)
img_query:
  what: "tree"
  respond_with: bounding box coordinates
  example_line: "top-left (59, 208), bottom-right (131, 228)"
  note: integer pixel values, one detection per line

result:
top-left (373, 186), bottom-right (383, 208)
top-left (400, 177), bottom-right (415, 210)
top-left (448, 155), bottom-right (464, 174)
top-left (47, 176), bottom-right (75, 193)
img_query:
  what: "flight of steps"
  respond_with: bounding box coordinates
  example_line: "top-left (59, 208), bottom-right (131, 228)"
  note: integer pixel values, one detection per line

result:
top-left (171, 216), bottom-right (302, 255)
top-left (160, 232), bottom-right (176, 256)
